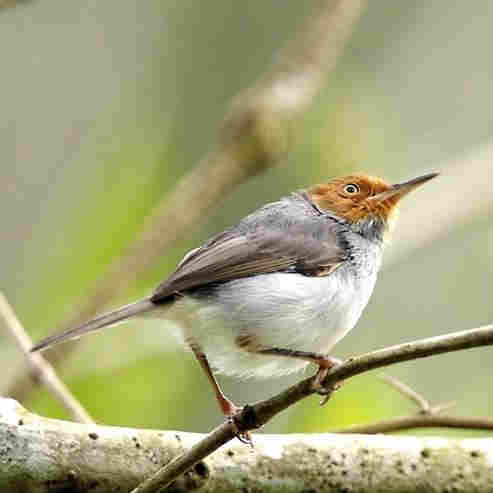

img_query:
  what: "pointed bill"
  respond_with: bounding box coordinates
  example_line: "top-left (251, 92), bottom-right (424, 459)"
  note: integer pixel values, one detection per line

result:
top-left (368, 172), bottom-right (439, 203)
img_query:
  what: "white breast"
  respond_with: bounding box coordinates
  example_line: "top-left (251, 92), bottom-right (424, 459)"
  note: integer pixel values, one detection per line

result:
top-left (167, 265), bottom-right (378, 379)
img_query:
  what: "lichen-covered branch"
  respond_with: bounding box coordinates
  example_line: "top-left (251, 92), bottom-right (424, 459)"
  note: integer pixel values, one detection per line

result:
top-left (1, 398), bottom-right (492, 493)
top-left (7, 0), bottom-right (367, 402)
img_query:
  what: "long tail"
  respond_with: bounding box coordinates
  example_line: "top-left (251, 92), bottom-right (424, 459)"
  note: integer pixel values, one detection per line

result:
top-left (30, 297), bottom-right (156, 353)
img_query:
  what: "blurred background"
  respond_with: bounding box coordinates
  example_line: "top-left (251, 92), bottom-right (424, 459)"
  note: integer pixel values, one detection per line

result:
top-left (1, 1), bottom-right (493, 436)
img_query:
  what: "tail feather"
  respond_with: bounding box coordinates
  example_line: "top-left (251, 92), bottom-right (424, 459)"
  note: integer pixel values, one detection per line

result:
top-left (31, 297), bottom-right (155, 352)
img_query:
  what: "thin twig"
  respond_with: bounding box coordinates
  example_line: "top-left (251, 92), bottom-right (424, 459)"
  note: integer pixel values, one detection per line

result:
top-left (338, 375), bottom-right (463, 434)
top-left (378, 374), bottom-right (431, 412)
top-left (0, 292), bottom-right (93, 424)
top-left (130, 423), bottom-right (236, 493)
top-left (379, 374), bottom-right (457, 416)
top-left (333, 414), bottom-right (493, 434)
top-left (431, 401), bottom-right (457, 414)
top-left (6, 0), bottom-right (367, 401)
top-left (130, 322), bottom-right (493, 493)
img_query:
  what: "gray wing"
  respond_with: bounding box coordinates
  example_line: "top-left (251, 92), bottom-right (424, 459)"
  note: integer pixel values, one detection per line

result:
top-left (151, 213), bottom-right (346, 302)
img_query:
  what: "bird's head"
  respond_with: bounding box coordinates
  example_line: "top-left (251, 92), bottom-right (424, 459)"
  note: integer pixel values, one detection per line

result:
top-left (308, 172), bottom-right (438, 239)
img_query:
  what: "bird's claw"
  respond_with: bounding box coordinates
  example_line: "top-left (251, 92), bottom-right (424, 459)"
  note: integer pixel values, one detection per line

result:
top-left (227, 413), bottom-right (254, 447)
top-left (310, 357), bottom-right (344, 405)
top-left (236, 430), bottom-right (254, 447)
top-left (313, 379), bottom-right (340, 406)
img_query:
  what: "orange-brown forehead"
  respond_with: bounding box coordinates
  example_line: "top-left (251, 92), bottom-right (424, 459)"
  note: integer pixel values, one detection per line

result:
top-left (328, 173), bottom-right (391, 195)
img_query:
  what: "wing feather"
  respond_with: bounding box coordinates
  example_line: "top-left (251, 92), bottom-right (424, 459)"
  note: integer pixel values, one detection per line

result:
top-left (152, 203), bottom-right (346, 302)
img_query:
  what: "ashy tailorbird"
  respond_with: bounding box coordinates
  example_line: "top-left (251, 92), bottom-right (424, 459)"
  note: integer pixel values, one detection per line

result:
top-left (32, 172), bottom-right (438, 420)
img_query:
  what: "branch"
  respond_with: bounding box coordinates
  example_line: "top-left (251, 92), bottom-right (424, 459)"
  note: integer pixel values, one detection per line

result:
top-left (380, 374), bottom-right (457, 415)
top-left (378, 374), bottom-right (433, 412)
top-left (7, 0), bottom-right (367, 401)
top-left (331, 374), bottom-right (489, 434)
top-left (245, 323), bottom-right (493, 431)
top-left (0, 293), bottom-right (93, 424)
top-left (2, 397), bottom-right (493, 493)
top-left (334, 414), bottom-right (493, 434)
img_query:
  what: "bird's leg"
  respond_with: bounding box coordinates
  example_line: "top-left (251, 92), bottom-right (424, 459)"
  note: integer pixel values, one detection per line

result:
top-left (189, 342), bottom-right (252, 444)
top-left (249, 345), bottom-right (343, 404)
top-left (189, 342), bottom-right (238, 415)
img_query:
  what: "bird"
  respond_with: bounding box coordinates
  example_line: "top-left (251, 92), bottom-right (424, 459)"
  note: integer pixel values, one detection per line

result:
top-left (31, 172), bottom-right (438, 423)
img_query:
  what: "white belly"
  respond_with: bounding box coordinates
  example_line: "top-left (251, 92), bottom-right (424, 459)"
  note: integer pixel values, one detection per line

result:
top-left (165, 268), bottom-right (377, 379)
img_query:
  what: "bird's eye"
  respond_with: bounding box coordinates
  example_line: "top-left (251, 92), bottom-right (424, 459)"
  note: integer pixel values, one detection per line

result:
top-left (343, 183), bottom-right (360, 195)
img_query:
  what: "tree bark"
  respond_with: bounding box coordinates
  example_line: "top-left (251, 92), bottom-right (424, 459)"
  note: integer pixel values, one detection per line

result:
top-left (1, 398), bottom-right (492, 493)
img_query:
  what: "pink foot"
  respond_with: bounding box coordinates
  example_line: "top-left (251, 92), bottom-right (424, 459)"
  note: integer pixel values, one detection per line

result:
top-left (310, 356), bottom-right (344, 405)
top-left (220, 397), bottom-right (254, 446)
